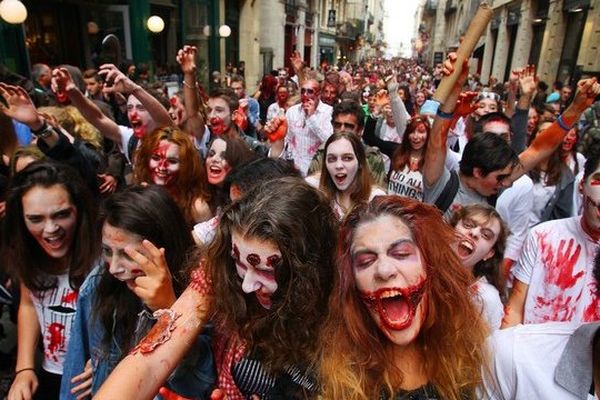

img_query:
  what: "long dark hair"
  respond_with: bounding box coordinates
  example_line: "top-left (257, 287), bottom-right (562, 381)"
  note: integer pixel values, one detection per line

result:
top-left (2, 160), bottom-right (98, 291)
top-left (93, 185), bottom-right (195, 353)
top-left (391, 115), bottom-right (431, 172)
top-left (205, 177), bottom-right (337, 373)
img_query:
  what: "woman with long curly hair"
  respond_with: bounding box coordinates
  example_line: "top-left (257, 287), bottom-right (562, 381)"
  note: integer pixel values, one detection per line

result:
top-left (133, 126), bottom-right (212, 226)
top-left (318, 196), bottom-right (489, 400)
top-left (388, 115), bottom-right (431, 202)
top-left (318, 132), bottom-right (385, 220)
top-left (94, 177), bottom-right (338, 400)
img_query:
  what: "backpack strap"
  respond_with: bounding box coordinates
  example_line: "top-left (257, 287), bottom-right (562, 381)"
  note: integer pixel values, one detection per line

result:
top-left (434, 170), bottom-right (460, 213)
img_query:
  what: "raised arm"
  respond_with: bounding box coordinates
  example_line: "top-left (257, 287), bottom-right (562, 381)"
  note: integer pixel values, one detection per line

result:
top-left (386, 74), bottom-right (409, 140)
top-left (423, 55), bottom-right (472, 186)
top-left (53, 68), bottom-right (121, 143)
top-left (94, 270), bottom-right (213, 400)
top-left (510, 66), bottom-right (537, 153)
top-left (176, 46), bottom-right (206, 137)
top-left (99, 64), bottom-right (173, 128)
top-left (507, 77), bottom-right (600, 184)
top-left (290, 50), bottom-right (307, 86)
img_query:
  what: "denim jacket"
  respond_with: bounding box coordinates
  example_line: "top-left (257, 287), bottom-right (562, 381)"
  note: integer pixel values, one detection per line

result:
top-left (60, 265), bottom-right (216, 399)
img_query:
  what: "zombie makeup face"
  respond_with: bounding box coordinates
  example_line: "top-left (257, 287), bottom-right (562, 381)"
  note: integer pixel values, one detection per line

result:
top-left (22, 184), bottom-right (78, 261)
top-left (527, 108), bottom-right (539, 135)
top-left (127, 95), bottom-right (154, 139)
top-left (207, 97), bottom-right (233, 136)
top-left (231, 231), bottom-right (281, 310)
top-left (562, 128), bottom-right (577, 153)
top-left (168, 95), bottom-right (187, 127)
top-left (415, 91), bottom-right (426, 107)
top-left (276, 86), bottom-right (289, 105)
top-left (101, 223), bottom-right (145, 286)
top-left (352, 214), bottom-right (428, 346)
top-left (408, 122), bottom-right (427, 151)
top-left (453, 214), bottom-right (501, 269)
top-left (206, 138), bottom-right (231, 186)
top-left (326, 138), bottom-right (359, 192)
top-left (149, 139), bottom-right (181, 186)
top-left (472, 163), bottom-right (514, 196)
top-left (581, 167), bottom-right (600, 237)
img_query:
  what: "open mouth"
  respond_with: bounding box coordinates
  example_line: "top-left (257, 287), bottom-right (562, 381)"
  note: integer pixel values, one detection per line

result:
top-left (360, 278), bottom-right (426, 331)
top-left (334, 173), bottom-right (347, 185)
top-left (457, 238), bottom-right (475, 258)
top-left (43, 231), bottom-right (66, 250)
top-left (130, 120), bottom-right (145, 137)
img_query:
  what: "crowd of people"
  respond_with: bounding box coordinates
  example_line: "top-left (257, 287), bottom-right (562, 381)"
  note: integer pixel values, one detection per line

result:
top-left (0, 35), bottom-right (599, 400)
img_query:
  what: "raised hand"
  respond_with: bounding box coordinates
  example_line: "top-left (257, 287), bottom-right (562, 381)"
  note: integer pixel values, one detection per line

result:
top-left (97, 173), bottom-right (118, 194)
top-left (454, 91), bottom-right (478, 118)
top-left (98, 64), bottom-right (138, 94)
top-left (124, 239), bottom-right (176, 311)
top-left (290, 50), bottom-right (305, 74)
top-left (52, 68), bottom-right (77, 94)
top-left (571, 77), bottom-right (600, 112)
top-left (176, 45), bottom-right (198, 74)
top-left (385, 74), bottom-right (399, 95)
top-left (70, 359), bottom-right (93, 400)
top-left (0, 83), bottom-right (42, 128)
top-left (518, 65), bottom-right (538, 97)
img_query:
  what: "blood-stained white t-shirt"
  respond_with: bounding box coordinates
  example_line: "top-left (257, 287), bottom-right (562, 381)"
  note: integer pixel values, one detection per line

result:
top-left (513, 216), bottom-right (600, 324)
top-left (30, 272), bottom-right (78, 374)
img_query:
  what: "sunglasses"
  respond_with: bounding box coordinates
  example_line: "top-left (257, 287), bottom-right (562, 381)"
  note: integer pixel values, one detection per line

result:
top-left (300, 88), bottom-right (316, 95)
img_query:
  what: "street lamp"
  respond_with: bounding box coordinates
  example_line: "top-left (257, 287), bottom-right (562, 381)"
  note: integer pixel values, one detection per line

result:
top-left (218, 24), bottom-right (231, 38)
top-left (0, 0), bottom-right (27, 24)
top-left (147, 15), bottom-right (164, 33)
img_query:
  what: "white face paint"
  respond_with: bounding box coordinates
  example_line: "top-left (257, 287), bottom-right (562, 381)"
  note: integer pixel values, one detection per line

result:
top-left (101, 223), bottom-right (146, 285)
top-left (206, 138), bottom-right (231, 186)
top-left (149, 140), bottom-right (181, 186)
top-left (453, 214), bottom-right (501, 269)
top-left (352, 214), bottom-right (428, 347)
top-left (326, 138), bottom-right (359, 192)
top-left (231, 231), bottom-right (281, 310)
top-left (581, 167), bottom-right (600, 236)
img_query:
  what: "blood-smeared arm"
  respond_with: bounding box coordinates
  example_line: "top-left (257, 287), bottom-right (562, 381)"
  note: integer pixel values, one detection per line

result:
top-left (501, 279), bottom-right (529, 329)
top-left (94, 270), bottom-right (213, 400)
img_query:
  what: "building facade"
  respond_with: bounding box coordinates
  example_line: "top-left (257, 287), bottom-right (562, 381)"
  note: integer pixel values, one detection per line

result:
top-left (417, 0), bottom-right (600, 86)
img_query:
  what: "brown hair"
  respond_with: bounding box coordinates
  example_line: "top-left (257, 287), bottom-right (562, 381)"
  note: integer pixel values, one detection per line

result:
top-left (134, 127), bottom-right (211, 225)
top-left (205, 177), bottom-right (337, 373)
top-left (318, 196), bottom-right (488, 400)
top-left (391, 115), bottom-right (431, 172)
top-left (319, 132), bottom-right (372, 209)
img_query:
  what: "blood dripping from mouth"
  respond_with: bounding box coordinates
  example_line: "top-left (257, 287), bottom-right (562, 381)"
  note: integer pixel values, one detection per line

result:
top-left (210, 117), bottom-right (227, 135)
top-left (359, 277), bottom-right (427, 330)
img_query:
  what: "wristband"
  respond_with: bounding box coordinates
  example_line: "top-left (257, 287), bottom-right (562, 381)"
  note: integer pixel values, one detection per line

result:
top-left (436, 109), bottom-right (454, 120)
top-left (183, 80), bottom-right (197, 89)
top-left (15, 368), bottom-right (35, 375)
top-left (556, 115), bottom-right (573, 132)
top-left (31, 122), bottom-right (54, 139)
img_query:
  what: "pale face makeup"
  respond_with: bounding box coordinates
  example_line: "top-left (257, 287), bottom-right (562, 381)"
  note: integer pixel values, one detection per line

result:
top-left (101, 223), bottom-right (145, 285)
top-left (581, 167), bottom-right (600, 236)
top-left (149, 139), bottom-right (181, 186)
top-left (562, 128), bottom-right (577, 153)
top-left (205, 138), bottom-right (231, 186)
top-left (231, 231), bottom-right (281, 310)
top-left (352, 214), bottom-right (428, 346)
top-left (454, 214), bottom-right (501, 269)
top-left (326, 138), bottom-right (359, 192)
top-left (23, 184), bottom-right (78, 261)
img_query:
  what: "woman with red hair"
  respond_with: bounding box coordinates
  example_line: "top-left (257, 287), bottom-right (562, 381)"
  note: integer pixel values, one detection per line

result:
top-left (318, 196), bottom-right (489, 400)
top-left (133, 127), bottom-right (213, 226)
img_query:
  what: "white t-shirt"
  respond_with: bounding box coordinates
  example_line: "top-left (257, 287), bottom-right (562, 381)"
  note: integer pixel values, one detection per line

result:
top-left (378, 123), bottom-right (402, 143)
top-left (117, 125), bottom-right (135, 163)
top-left (529, 171), bottom-right (556, 228)
top-left (472, 277), bottom-right (503, 330)
top-left (388, 166), bottom-right (423, 202)
top-left (513, 216), bottom-right (600, 324)
top-left (496, 175), bottom-right (534, 262)
top-left (484, 322), bottom-right (598, 400)
top-left (30, 273), bottom-right (78, 374)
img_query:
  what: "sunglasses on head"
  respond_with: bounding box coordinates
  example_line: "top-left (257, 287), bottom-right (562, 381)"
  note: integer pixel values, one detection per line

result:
top-left (477, 92), bottom-right (501, 102)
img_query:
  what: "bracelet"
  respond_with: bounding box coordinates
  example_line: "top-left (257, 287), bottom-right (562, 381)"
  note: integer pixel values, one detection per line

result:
top-left (31, 121), bottom-right (48, 135)
top-left (15, 368), bottom-right (35, 375)
top-left (556, 115), bottom-right (573, 132)
top-left (183, 80), bottom-right (197, 89)
top-left (437, 109), bottom-right (454, 120)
